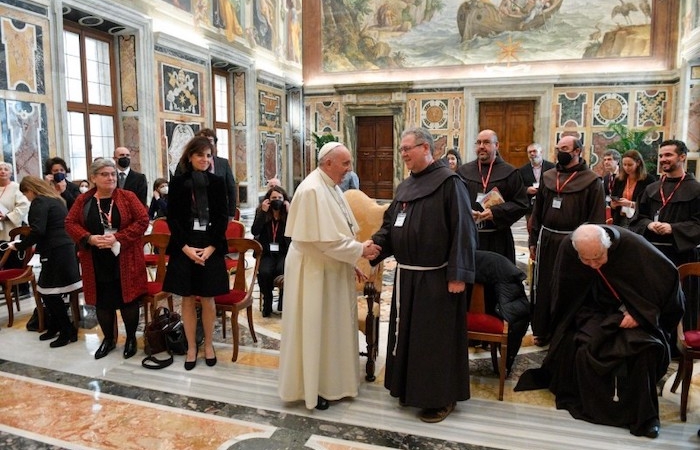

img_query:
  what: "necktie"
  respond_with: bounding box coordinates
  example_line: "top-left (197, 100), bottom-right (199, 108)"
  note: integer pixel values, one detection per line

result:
top-left (118, 172), bottom-right (126, 188)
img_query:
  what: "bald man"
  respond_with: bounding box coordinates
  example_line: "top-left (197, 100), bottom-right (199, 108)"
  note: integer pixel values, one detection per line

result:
top-left (113, 147), bottom-right (148, 206)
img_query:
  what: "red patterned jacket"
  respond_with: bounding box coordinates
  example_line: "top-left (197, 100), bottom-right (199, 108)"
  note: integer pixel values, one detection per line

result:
top-left (65, 188), bottom-right (149, 305)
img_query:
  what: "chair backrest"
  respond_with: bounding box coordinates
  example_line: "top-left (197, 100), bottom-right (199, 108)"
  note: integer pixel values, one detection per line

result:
top-left (679, 262), bottom-right (700, 330)
top-left (344, 189), bottom-right (389, 292)
top-left (151, 217), bottom-right (170, 234)
top-left (229, 237), bottom-right (262, 296)
top-left (226, 220), bottom-right (246, 253)
top-left (142, 233), bottom-right (169, 282)
top-left (468, 283), bottom-right (487, 314)
top-left (0, 226), bottom-right (35, 269)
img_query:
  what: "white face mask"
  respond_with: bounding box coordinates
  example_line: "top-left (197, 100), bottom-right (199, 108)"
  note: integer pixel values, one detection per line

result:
top-left (158, 186), bottom-right (169, 195)
top-left (79, 186), bottom-right (89, 194)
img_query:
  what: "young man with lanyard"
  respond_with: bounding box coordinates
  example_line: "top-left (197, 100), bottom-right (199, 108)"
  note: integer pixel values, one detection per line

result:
top-left (602, 149), bottom-right (621, 224)
top-left (528, 135), bottom-right (606, 346)
top-left (630, 139), bottom-right (700, 329)
top-left (457, 129), bottom-right (528, 263)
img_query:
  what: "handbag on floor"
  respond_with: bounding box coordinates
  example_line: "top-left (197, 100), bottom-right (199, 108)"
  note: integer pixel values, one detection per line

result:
top-left (142, 307), bottom-right (187, 369)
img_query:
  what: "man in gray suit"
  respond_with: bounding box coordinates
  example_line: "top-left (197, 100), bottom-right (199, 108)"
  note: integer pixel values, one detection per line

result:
top-left (114, 147), bottom-right (148, 206)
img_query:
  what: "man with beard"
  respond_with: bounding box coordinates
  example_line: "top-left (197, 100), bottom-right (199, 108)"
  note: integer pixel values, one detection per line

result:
top-left (517, 224), bottom-right (684, 439)
top-left (529, 135), bottom-right (605, 346)
top-left (630, 139), bottom-right (700, 329)
top-left (371, 127), bottom-right (476, 423)
top-left (113, 147), bottom-right (148, 206)
top-left (518, 142), bottom-right (555, 224)
top-left (458, 129), bottom-right (528, 263)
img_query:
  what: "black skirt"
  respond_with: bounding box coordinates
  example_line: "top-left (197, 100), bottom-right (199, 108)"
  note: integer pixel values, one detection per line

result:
top-left (37, 244), bottom-right (82, 295)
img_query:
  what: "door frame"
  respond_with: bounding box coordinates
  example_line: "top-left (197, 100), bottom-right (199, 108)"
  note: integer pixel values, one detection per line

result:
top-left (465, 85), bottom-right (552, 163)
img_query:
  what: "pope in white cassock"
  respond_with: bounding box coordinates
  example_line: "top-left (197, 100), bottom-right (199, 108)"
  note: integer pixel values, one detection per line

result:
top-left (278, 142), bottom-right (380, 410)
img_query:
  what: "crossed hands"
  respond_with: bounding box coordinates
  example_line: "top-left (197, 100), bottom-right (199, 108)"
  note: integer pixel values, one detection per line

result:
top-left (183, 244), bottom-right (215, 266)
top-left (647, 221), bottom-right (672, 235)
top-left (89, 233), bottom-right (117, 250)
top-left (362, 240), bottom-right (381, 260)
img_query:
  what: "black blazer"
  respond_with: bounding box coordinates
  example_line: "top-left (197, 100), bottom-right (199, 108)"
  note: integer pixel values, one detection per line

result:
top-left (212, 156), bottom-right (237, 217)
top-left (518, 160), bottom-right (555, 212)
top-left (120, 170), bottom-right (148, 206)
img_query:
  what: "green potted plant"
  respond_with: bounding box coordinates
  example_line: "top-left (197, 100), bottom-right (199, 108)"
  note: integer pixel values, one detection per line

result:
top-left (606, 123), bottom-right (658, 175)
top-left (312, 132), bottom-right (339, 165)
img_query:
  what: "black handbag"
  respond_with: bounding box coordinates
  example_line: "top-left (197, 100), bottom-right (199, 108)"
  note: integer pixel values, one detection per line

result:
top-left (142, 307), bottom-right (187, 369)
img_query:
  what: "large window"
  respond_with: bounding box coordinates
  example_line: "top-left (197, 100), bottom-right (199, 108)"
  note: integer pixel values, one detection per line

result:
top-left (212, 69), bottom-right (231, 160)
top-left (63, 23), bottom-right (117, 180)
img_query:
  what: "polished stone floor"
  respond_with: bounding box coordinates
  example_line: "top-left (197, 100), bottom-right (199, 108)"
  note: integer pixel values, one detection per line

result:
top-left (1, 218), bottom-right (700, 449)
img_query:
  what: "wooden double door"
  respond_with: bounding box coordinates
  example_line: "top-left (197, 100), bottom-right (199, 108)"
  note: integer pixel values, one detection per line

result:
top-left (355, 116), bottom-right (394, 200)
top-left (478, 100), bottom-right (535, 168)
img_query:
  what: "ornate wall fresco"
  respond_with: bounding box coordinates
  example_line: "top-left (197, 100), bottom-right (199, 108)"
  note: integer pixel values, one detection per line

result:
top-left (119, 35), bottom-right (138, 111)
top-left (164, 120), bottom-right (200, 174)
top-left (0, 5), bottom-right (53, 179)
top-left (305, 0), bottom-right (676, 84)
top-left (552, 85), bottom-right (672, 176)
top-left (257, 83), bottom-right (284, 186)
top-left (213, 0), bottom-right (245, 42)
top-left (161, 64), bottom-right (201, 115)
top-left (405, 93), bottom-right (463, 160)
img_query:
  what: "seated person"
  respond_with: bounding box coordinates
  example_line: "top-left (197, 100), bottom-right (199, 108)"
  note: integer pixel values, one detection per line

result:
top-left (474, 250), bottom-right (530, 374)
top-left (148, 178), bottom-right (169, 220)
top-left (251, 186), bottom-right (291, 317)
top-left (44, 157), bottom-right (81, 210)
top-left (516, 224), bottom-right (684, 439)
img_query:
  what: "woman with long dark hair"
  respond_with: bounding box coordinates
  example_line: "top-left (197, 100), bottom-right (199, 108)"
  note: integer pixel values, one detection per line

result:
top-left (163, 136), bottom-right (229, 370)
top-left (610, 149), bottom-right (656, 227)
top-left (251, 185), bottom-right (291, 317)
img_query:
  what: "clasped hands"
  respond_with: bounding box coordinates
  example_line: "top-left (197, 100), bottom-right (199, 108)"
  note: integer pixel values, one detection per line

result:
top-left (472, 208), bottom-right (493, 223)
top-left (362, 240), bottom-right (381, 260)
top-left (89, 233), bottom-right (117, 250)
top-left (647, 221), bottom-right (672, 235)
top-left (183, 244), bottom-right (215, 266)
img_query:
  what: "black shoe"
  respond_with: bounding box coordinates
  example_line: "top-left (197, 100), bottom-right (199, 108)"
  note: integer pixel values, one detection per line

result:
top-left (262, 310), bottom-right (271, 318)
top-left (315, 396), bottom-right (329, 410)
top-left (49, 329), bottom-right (78, 348)
top-left (634, 418), bottom-right (660, 439)
top-left (39, 329), bottom-right (59, 341)
top-left (123, 337), bottom-right (137, 359)
top-left (185, 348), bottom-right (198, 371)
top-left (205, 347), bottom-right (217, 367)
top-left (94, 339), bottom-right (116, 359)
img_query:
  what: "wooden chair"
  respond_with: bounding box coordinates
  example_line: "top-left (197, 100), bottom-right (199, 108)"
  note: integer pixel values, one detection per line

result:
top-left (145, 218), bottom-right (170, 274)
top-left (224, 220), bottom-right (246, 275)
top-left (141, 233), bottom-right (174, 325)
top-left (467, 283), bottom-right (509, 401)
top-left (0, 226), bottom-right (39, 327)
top-left (35, 287), bottom-right (83, 332)
top-left (198, 238), bottom-right (261, 362)
top-left (669, 262), bottom-right (700, 421)
top-left (344, 189), bottom-right (388, 382)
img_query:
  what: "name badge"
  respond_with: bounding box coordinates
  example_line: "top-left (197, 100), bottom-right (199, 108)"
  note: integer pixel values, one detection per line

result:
top-left (552, 197), bottom-right (562, 209)
top-left (104, 227), bottom-right (117, 235)
top-left (605, 195), bottom-right (611, 203)
top-left (532, 182), bottom-right (539, 189)
top-left (394, 212), bottom-right (406, 227)
top-left (269, 243), bottom-right (280, 252)
top-left (476, 192), bottom-right (486, 203)
top-left (193, 220), bottom-right (207, 231)
top-left (653, 211), bottom-right (660, 222)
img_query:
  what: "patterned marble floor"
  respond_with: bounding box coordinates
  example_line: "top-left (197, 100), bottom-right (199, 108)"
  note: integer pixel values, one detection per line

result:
top-left (2, 217), bottom-right (700, 449)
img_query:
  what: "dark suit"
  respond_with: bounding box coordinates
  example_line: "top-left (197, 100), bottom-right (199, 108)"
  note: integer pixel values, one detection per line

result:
top-left (212, 156), bottom-right (237, 218)
top-left (118, 169), bottom-right (148, 206)
top-left (518, 160), bottom-right (555, 214)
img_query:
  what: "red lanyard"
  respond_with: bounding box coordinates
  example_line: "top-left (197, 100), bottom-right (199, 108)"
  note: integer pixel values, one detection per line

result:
top-left (478, 159), bottom-right (495, 193)
top-left (555, 171), bottom-right (577, 196)
top-left (596, 268), bottom-right (621, 302)
top-left (658, 173), bottom-right (686, 212)
top-left (95, 194), bottom-right (114, 228)
top-left (608, 174), bottom-right (614, 193)
top-left (623, 178), bottom-right (636, 200)
top-left (271, 221), bottom-right (279, 243)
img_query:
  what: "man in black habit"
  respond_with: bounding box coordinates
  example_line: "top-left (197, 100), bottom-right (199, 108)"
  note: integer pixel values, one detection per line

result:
top-left (630, 139), bottom-right (700, 329)
top-left (458, 129), bottom-right (528, 263)
top-left (516, 224), bottom-right (684, 439)
top-left (370, 127), bottom-right (477, 423)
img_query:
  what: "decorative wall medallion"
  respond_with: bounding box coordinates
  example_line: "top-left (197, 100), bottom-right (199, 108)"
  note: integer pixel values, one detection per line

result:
top-left (421, 99), bottom-right (448, 129)
top-left (593, 92), bottom-right (628, 126)
top-left (161, 64), bottom-right (200, 115)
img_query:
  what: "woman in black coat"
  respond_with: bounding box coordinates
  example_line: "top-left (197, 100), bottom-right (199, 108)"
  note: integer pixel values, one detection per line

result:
top-left (163, 137), bottom-right (229, 370)
top-left (13, 176), bottom-right (82, 347)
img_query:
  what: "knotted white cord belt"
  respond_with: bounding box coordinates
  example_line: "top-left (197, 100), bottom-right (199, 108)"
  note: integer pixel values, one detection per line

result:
top-left (392, 261), bottom-right (448, 356)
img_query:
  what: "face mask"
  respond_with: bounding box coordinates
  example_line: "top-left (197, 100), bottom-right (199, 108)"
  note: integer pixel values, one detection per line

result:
top-left (79, 186), bottom-right (89, 194)
top-left (158, 186), bottom-right (169, 195)
top-left (117, 157), bottom-right (130, 169)
top-left (557, 151), bottom-right (573, 166)
top-left (270, 199), bottom-right (284, 211)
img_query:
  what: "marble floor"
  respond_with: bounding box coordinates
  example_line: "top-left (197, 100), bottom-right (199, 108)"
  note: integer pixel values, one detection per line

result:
top-left (1, 217), bottom-right (700, 449)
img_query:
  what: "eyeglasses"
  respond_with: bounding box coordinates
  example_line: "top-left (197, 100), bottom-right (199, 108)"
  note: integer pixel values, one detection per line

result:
top-left (96, 171), bottom-right (117, 178)
top-left (398, 143), bottom-right (424, 153)
top-left (475, 140), bottom-right (494, 146)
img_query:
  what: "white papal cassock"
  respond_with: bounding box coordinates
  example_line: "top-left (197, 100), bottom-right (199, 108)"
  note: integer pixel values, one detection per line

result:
top-left (278, 168), bottom-right (363, 409)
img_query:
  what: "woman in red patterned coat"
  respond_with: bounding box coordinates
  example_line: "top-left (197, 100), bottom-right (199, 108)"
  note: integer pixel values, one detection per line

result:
top-left (66, 158), bottom-right (149, 360)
